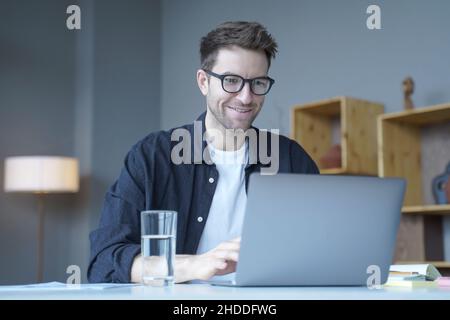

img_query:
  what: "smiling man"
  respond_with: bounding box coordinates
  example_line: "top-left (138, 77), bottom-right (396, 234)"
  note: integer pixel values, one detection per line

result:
top-left (88, 21), bottom-right (319, 284)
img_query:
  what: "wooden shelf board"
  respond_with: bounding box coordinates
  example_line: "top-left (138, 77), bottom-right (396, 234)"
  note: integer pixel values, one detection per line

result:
top-left (379, 103), bottom-right (450, 126)
top-left (402, 204), bottom-right (450, 215)
top-left (292, 97), bottom-right (342, 116)
top-left (320, 167), bottom-right (347, 175)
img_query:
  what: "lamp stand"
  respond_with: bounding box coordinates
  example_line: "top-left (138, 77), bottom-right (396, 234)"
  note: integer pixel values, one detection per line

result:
top-left (36, 193), bottom-right (45, 283)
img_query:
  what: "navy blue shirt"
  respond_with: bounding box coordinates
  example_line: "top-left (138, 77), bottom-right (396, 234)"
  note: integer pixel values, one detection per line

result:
top-left (88, 112), bottom-right (319, 283)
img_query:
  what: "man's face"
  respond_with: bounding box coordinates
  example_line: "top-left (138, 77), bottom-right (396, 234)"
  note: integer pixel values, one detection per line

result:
top-left (198, 46), bottom-right (269, 131)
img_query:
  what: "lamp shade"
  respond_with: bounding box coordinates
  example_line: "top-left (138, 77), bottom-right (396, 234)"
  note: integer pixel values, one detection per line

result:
top-left (4, 156), bottom-right (79, 193)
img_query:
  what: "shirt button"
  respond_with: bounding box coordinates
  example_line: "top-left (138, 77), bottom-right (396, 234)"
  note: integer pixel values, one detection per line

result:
top-left (197, 217), bottom-right (203, 223)
top-left (208, 177), bottom-right (214, 183)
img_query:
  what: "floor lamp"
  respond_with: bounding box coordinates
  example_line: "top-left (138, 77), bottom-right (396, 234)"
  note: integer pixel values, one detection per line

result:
top-left (3, 156), bottom-right (79, 283)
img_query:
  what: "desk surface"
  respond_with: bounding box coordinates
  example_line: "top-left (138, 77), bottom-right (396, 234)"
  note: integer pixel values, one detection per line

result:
top-left (1, 284), bottom-right (450, 300)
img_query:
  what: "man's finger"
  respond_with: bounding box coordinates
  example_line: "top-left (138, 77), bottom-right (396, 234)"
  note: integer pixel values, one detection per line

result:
top-left (214, 249), bottom-right (239, 262)
top-left (214, 259), bottom-right (227, 270)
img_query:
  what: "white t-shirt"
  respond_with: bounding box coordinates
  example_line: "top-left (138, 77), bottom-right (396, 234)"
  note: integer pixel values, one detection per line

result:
top-left (196, 141), bottom-right (248, 280)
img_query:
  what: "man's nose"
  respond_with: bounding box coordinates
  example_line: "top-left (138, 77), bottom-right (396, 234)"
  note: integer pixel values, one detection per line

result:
top-left (236, 82), bottom-right (253, 105)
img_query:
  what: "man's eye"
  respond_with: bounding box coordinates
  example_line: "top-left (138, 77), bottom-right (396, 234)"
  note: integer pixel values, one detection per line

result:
top-left (254, 79), bottom-right (268, 87)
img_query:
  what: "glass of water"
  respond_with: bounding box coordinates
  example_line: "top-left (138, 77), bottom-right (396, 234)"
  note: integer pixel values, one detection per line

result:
top-left (140, 210), bottom-right (177, 286)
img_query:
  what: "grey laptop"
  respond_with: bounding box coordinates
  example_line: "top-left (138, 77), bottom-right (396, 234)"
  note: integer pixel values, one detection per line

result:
top-left (208, 173), bottom-right (406, 287)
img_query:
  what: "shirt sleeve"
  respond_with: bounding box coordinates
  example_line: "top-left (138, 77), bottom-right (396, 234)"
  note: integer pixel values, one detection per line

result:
top-left (88, 144), bottom-right (147, 283)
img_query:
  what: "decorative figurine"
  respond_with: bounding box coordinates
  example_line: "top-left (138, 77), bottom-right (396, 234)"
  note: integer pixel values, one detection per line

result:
top-left (403, 76), bottom-right (415, 111)
top-left (320, 144), bottom-right (341, 169)
top-left (432, 161), bottom-right (450, 204)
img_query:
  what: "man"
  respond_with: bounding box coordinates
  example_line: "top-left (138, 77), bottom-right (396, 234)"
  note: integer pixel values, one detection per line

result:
top-left (88, 21), bottom-right (319, 284)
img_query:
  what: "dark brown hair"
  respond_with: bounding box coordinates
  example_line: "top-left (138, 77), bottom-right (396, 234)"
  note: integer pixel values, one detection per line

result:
top-left (200, 21), bottom-right (278, 71)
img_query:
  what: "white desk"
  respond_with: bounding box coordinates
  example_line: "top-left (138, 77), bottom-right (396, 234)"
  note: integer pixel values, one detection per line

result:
top-left (1, 283), bottom-right (450, 300)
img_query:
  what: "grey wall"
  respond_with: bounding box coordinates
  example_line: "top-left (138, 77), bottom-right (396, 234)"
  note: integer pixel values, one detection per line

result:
top-left (0, 0), bottom-right (77, 284)
top-left (0, 0), bottom-right (160, 284)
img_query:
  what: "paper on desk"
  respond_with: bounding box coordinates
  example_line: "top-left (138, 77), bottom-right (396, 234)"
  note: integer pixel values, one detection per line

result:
top-left (0, 281), bottom-right (139, 291)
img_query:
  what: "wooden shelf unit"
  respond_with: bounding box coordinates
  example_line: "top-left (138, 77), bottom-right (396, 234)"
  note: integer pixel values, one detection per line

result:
top-left (378, 103), bottom-right (450, 262)
top-left (291, 97), bottom-right (384, 175)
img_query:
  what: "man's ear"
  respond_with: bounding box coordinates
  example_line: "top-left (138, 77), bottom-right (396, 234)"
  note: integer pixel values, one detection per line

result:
top-left (197, 69), bottom-right (209, 96)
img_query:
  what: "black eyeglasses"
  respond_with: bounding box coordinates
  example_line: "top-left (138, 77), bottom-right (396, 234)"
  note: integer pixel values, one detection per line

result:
top-left (203, 69), bottom-right (275, 96)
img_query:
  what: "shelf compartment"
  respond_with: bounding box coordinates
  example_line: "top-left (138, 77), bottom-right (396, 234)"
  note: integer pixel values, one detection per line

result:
top-left (291, 96), bottom-right (384, 175)
top-left (378, 103), bottom-right (450, 262)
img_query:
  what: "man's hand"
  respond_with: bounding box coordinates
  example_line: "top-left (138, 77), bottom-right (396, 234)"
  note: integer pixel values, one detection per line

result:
top-left (180, 237), bottom-right (241, 282)
top-left (131, 237), bottom-right (241, 284)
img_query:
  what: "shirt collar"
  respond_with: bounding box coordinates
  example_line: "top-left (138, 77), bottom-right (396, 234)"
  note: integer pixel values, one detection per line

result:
top-left (188, 111), bottom-right (272, 169)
